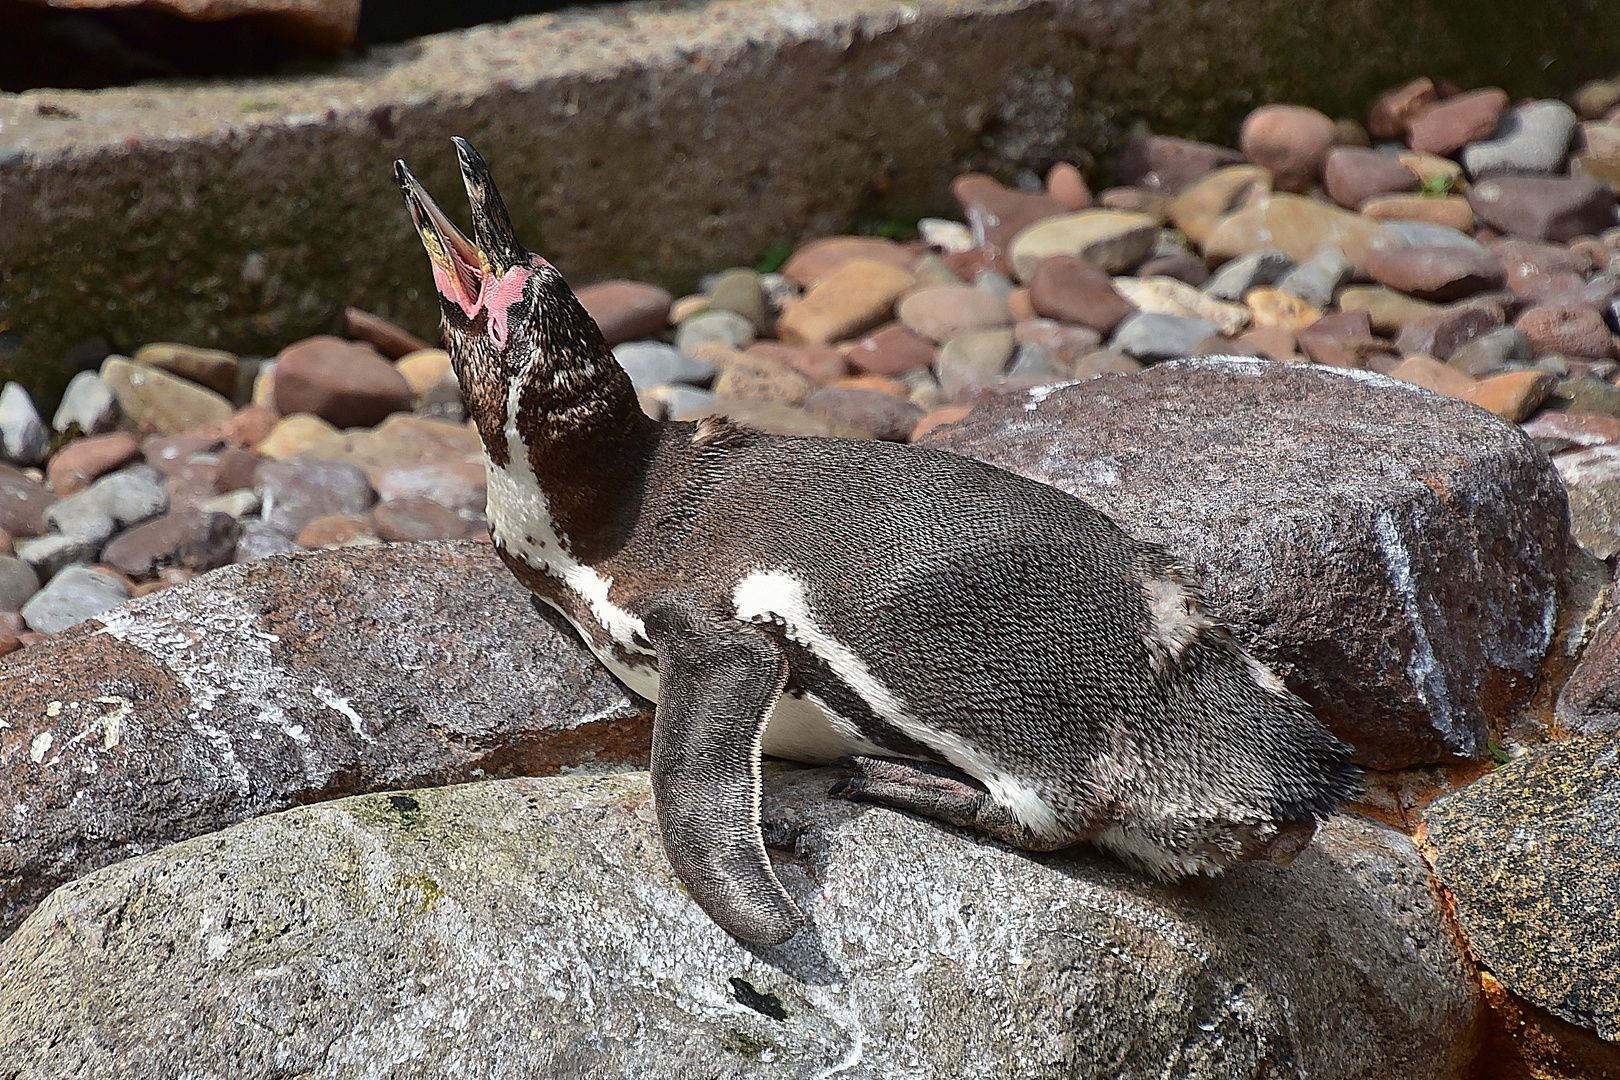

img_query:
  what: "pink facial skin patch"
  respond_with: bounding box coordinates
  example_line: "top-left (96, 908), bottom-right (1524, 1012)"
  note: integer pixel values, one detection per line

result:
top-left (432, 260), bottom-right (532, 350)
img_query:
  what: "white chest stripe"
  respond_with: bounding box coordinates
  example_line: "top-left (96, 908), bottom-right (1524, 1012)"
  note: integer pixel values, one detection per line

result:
top-left (732, 569), bottom-right (1062, 836)
top-left (486, 376), bottom-right (651, 656)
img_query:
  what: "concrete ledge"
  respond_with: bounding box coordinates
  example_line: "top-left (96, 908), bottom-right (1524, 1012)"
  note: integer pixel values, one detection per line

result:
top-left (1, 0), bottom-right (1616, 401)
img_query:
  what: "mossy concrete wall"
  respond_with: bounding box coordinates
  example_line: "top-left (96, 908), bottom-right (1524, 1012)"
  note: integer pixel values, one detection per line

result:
top-left (1, 0), bottom-right (1615, 405)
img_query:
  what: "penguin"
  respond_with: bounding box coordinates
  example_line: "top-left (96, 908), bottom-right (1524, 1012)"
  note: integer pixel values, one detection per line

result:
top-left (395, 140), bottom-right (1361, 946)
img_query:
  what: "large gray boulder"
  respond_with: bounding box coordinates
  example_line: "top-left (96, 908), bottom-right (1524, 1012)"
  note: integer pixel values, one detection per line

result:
top-left (1425, 731), bottom-right (1620, 1047)
top-left (0, 540), bottom-right (647, 941)
top-left (0, 768), bottom-right (1480, 1079)
top-left (921, 358), bottom-right (1568, 769)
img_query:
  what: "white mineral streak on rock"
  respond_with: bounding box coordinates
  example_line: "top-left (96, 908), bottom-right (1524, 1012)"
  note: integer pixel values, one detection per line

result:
top-left (313, 685), bottom-right (372, 744)
top-left (1375, 509), bottom-right (1452, 732)
top-left (98, 584), bottom-right (321, 773)
top-left (94, 696), bottom-right (131, 750)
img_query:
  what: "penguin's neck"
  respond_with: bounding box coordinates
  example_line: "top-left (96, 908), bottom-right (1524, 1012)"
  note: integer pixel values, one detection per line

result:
top-left (460, 319), bottom-right (657, 566)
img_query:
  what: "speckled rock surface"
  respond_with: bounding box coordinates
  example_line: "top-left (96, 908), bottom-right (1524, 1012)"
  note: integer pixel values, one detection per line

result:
top-left (920, 358), bottom-right (1567, 769)
top-left (0, 768), bottom-right (1480, 1079)
top-left (1425, 732), bottom-right (1620, 1045)
top-left (0, 540), bottom-right (648, 942)
top-left (6, 0), bottom-right (1620, 406)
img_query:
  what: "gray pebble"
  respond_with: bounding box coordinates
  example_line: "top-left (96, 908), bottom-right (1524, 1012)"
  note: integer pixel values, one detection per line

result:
top-left (1379, 221), bottom-right (1487, 253)
top-left (1448, 327), bottom-right (1533, 377)
top-left (0, 383), bottom-right (49, 466)
top-left (1109, 312), bottom-right (1222, 361)
top-left (19, 564), bottom-right (131, 634)
top-left (44, 465), bottom-right (169, 544)
top-left (657, 386), bottom-right (725, 423)
top-left (52, 371), bottom-right (120, 435)
top-left (1203, 250), bottom-right (1296, 301)
top-left (1278, 248), bottom-right (1353, 309)
top-left (1007, 341), bottom-right (1066, 380)
top-left (200, 489), bottom-right (263, 519)
top-left (0, 553), bottom-right (41, 611)
top-left (758, 273), bottom-right (801, 312)
top-left (674, 310), bottom-right (755, 355)
top-left (233, 520), bottom-right (304, 563)
top-left (974, 270), bottom-right (1016, 301)
top-left (612, 341), bottom-right (717, 392)
top-left (13, 534), bottom-right (97, 582)
top-left (257, 460), bottom-right (375, 537)
top-left (1461, 100), bottom-right (1577, 178)
top-left (936, 329), bottom-right (1016, 397)
top-left (706, 269), bottom-right (768, 332)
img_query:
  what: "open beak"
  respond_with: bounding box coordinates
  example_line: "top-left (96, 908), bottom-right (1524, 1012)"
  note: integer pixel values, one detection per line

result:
top-left (396, 157), bottom-right (490, 311)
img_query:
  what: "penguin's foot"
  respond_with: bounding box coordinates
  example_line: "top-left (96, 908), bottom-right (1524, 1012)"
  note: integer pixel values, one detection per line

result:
top-left (828, 755), bottom-right (1056, 850)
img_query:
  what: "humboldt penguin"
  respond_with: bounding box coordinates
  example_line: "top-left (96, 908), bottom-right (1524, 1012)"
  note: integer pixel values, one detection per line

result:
top-left (395, 140), bottom-right (1360, 946)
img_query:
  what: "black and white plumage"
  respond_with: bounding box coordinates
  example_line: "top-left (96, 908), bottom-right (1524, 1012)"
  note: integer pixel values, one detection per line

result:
top-left (396, 141), bottom-right (1361, 946)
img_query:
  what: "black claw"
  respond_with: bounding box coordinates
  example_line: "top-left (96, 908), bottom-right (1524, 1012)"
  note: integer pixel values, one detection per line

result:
top-left (827, 778), bottom-right (853, 797)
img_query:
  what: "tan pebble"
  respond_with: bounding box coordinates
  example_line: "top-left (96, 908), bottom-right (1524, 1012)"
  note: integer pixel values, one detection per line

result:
top-left (777, 260), bottom-right (915, 345)
top-left (1112, 277), bottom-right (1250, 335)
top-left (1359, 195), bottom-right (1475, 233)
top-left (255, 413), bottom-right (342, 460)
top-left (1204, 193), bottom-right (1390, 274)
top-left (1461, 370), bottom-right (1556, 421)
top-left (744, 342), bottom-right (847, 383)
top-left (1169, 166), bottom-right (1274, 247)
top-left (1332, 118), bottom-right (1371, 147)
top-left (1337, 286), bottom-right (1439, 334)
top-left (296, 513), bottom-right (379, 549)
top-left (686, 342), bottom-right (744, 367)
top-left (712, 353), bottom-right (814, 407)
top-left (133, 342), bottom-right (240, 397)
top-left (780, 236), bottom-right (916, 289)
top-left (131, 581), bottom-right (171, 598)
top-left (252, 361), bottom-right (278, 411)
top-left (669, 295), bottom-right (712, 324)
top-left (1098, 188), bottom-right (1172, 223)
top-left (1008, 288), bottom-right (1037, 322)
top-left (911, 405), bottom-right (973, 441)
top-left (1245, 288), bottom-right (1322, 333)
top-left (826, 375), bottom-right (911, 398)
top-left (1396, 152), bottom-right (1466, 193)
top-left (395, 349), bottom-right (454, 396)
top-left (1390, 355), bottom-right (1477, 398)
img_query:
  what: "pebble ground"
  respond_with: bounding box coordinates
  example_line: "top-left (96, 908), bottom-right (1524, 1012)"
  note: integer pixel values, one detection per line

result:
top-left (6, 72), bottom-right (1620, 652)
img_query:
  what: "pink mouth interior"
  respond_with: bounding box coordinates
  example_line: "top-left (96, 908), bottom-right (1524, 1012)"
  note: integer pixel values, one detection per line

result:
top-left (431, 242), bottom-right (531, 350)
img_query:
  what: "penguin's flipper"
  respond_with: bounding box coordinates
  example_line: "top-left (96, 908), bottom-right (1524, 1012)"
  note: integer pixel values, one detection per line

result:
top-left (830, 755), bottom-right (1064, 851)
top-left (643, 596), bottom-right (802, 946)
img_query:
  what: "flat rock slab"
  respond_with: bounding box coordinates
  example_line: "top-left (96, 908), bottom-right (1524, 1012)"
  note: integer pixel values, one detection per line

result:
top-left (0, 768), bottom-right (1480, 1079)
top-left (921, 358), bottom-right (1566, 769)
top-left (1425, 732), bottom-right (1620, 1044)
top-left (0, 540), bottom-right (648, 941)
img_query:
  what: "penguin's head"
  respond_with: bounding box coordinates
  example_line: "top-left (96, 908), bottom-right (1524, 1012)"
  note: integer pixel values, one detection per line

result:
top-left (396, 139), bottom-right (537, 351)
top-left (396, 141), bottom-right (635, 457)
top-left (397, 140), bottom-right (610, 387)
